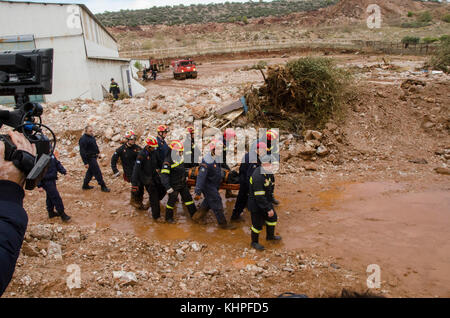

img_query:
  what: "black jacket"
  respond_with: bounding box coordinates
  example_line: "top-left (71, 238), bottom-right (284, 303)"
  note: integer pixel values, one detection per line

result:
top-left (109, 81), bottom-right (120, 94)
top-left (131, 147), bottom-right (162, 186)
top-left (39, 156), bottom-right (66, 183)
top-left (0, 181), bottom-right (28, 296)
top-left (160, 153), bottom-right (186, 190)
top-left (79, 134), bottom-right (100, 165)
top-left (157, 136), bottom-right (170, 167)
top-left (111, 143), bottom-right (142, 179)
top-left (183, 136), bottom-right (200, 168)
top-left (248, 166), bottom-right (274, 214)
top-left (195, 153), bottom-right (223, 195)
top-left (239, 151), bottom-right (261, 184)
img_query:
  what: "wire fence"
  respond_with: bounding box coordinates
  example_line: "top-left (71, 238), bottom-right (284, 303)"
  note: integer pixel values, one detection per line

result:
top-left (119, 39), bottom-right (439, 59)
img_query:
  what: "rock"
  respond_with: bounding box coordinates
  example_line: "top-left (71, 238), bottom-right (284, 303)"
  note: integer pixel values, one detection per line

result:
top-left (29, 225), bottom-right (53, 240)
top-left (21, 241), bottom-right (39, 257)
top-left (113, 271), bottom-right (138, 286)
top-left (110, 210), bottom-right (118, 215)
top-left (282, 267), bottom-right (294, 272)
top-left (104, 127), bottom-right (114, 140)
top-left (204, 268), bottom-right (219, 276)
top-left (330, 263), bottom-right (341, 269)
top-left (96, 102), bottom-right (111, 115)
top-left (80, 104), bottom-right (90, 112)
top-left (47, 241), bottom-right (63, 261)
top-left (190, 242), bottom-right (202, 252)
top-left (191, 105), bottom-right (208, 119)
top-left (306, 140), bottom-right (321, 148)
top-left (174, 96), bottom-right (186, 107)
top-left (409, 158), bottom-right (428, 164)
top-left (316, 145), bottom-right (329, 157)
top-left (401, 79), bottom-right (426, 90)
top-left (434, 167), bottom-right (450, 175)
top-left (303, 163), bottom-right (319, 171)
top-left (299, 144), bottom-right (316, 156)
top-left (150, 102), bottom-right (158, 110)
top-left (305, 130), bottom-right (323, 141)
top-left (111, 134), bottom-right (121, 142)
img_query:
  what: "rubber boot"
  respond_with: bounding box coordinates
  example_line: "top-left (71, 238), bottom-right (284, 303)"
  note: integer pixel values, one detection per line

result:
top-left (59, 211), bottom-right (71, 222)
top-left (82, 183), bottom-right (93, 190)
top-left (101, 185), bottom-right (111, 193)
top-left (251, 232), bottom-right (265, 251)
top-left (192, 206), bottom-right (208, 224)
top-left (225, 189), bottom-right (237, 198)
top-left (266, 225), bottom-right (282, 241)
top-left (272, 196), bottom-right (280, 206)
top-left (218, 221), bottom-right (236, 230)
top-left (230, 210), bottom-right (244, 222)
top-left (166, 208), bottom-right (175, 223)
top-left (187, 204), bottom-right (197, 218)
top-left (48, 210), bottom-right (59, 219)
top-left (130, 197), bottom-right (145, 210)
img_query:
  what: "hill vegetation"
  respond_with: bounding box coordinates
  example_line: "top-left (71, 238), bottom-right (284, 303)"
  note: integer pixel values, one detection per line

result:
top-left (96, 0), bottom-right (338, 27)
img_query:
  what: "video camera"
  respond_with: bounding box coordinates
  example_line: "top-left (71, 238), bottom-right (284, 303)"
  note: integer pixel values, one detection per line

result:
top-left (0, 48), bottom-right (55, 190)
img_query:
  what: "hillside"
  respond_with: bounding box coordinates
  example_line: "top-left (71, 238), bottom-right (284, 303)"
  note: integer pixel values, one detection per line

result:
top-left (96, 0), bottom-right (338, 27)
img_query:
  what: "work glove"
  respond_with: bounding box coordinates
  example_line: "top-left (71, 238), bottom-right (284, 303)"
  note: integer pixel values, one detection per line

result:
top-left (167, 188), bottom-right (174, 194)
top-left (113, 171), bottom-right (120, 178)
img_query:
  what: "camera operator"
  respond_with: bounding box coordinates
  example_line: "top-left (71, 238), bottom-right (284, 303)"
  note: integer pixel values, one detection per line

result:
top-left (0, 131), bottom-right (36, 296)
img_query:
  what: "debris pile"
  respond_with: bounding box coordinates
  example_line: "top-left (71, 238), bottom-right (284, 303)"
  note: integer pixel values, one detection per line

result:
top-left (244, 57), bottom-right (352, 134)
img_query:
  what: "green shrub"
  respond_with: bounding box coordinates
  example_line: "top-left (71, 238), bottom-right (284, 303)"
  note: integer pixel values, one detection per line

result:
top-left (134, 61), bottom-right (143, 70)
top-left (402, 36), bottom-right (420, 45)
top-left (417, 11), bottom-right (432, 23)
top-left (429, 38), bottom-right (450, 73)
top-left (440, 35), bottom-right (450, 42)
top-left (407, 11), bottom-right (414, 18)
top-left (442, 14), bottom-right (450, 23)
top-left (401, 21), bottom-right (431, 28)
top-left (422, 37), bottom-right (439, 44)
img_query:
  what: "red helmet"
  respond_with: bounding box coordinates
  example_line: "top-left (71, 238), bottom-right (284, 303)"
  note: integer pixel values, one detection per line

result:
top-left (145, 135), bottom-right (158, 148)
top-left (157, 125), bottom-right (169, 133)
top-left (209, 139), bottom-right (224, 151)
top-left (169, 140), bottom-right (184, 151)
top-left (124, 130), bottom-right (136, 139)
top-left (223, 128), bottom-right (236, 140)
top-left (257, 142), bottom-right (267, 150)
top-left (266, 129), bottom-right (279, 141)
top-left (186, 126), bottom-right (194, 134)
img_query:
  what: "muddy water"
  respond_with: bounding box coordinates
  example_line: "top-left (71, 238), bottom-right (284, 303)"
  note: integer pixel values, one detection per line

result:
top-left (280, 181), bottom-right (450, 297)
top-left (65, 179), bottom-right (450, 296)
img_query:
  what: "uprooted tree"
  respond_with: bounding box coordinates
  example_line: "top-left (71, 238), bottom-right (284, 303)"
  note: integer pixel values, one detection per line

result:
top-left (245, 57), bottom-right (352, 134)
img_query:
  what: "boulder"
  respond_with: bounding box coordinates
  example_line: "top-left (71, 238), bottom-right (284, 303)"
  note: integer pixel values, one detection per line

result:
top-left (305, 130), bottom-right (323, 141)
top-left (298, 144), bottom-right (316, 156)
top-left (96, 102), bottom-right (111, 115)
top-left (104, 127), bottom-right (114, 140)
top-left (316, 145), bottom-right (329, 157)
top-left (434, 167), bottom-right (450, 175)
top-left (29, 225), bottom-right (53, 240)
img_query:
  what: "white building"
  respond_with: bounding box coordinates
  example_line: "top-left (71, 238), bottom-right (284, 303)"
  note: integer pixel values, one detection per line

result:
top-left (0, 1), bottom-right (145, 103)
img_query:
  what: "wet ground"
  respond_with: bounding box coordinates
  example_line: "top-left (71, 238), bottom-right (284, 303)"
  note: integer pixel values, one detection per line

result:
top-left (27, 172), bottom-right (449, 297)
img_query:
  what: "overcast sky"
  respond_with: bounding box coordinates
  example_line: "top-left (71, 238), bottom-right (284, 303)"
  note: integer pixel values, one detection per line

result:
top-left (6, 0), bottom-right (263, 13)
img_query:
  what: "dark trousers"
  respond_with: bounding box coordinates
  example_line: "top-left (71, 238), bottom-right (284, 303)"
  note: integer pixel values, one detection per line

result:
top-left (232, 179), bottom-right (249, 217)
top-left (41, 180), bottom-right (64, 213)
top-left (84, 157), bottom-right (105, 187)
top-left (132, 183), bottom-right (161, 219)
top-left (200, 187), bottom-right (226, 224)
top-left (165, 186), bottom-right (197, 220)
top-left (248, 200), bottom-right (278, 233)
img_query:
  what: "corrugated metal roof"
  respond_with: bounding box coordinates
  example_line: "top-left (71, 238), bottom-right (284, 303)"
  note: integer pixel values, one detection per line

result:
top-left (1, 1), bottom-right (117, 42)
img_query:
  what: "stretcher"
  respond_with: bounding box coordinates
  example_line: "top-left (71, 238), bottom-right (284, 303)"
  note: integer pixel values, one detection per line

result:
top-left (186, 167), bottom-right (240, 191)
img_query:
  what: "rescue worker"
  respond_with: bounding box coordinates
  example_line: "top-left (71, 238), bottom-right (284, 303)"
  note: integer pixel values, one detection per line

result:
top-left (109, 78), bottom-right (120, 101)
top-left (79, 125), bottom-right (110, 192)
top-left (111, 130), bottom-right (142, 183)
top-left (192, 139), bottom-right (235, 230)
top-left (38, 150), bottom-right (71, 222)
top-left (143, 68), bottom-right (148, 81)
top-left (131, 136), bottom-right (163, 218)
top-left (230, 141), bottom-right (267, 222)
top-left (183, 126), bottom-right (200, 168)
top-left (222, 128), bottom-right (237, 198)
top-left (251, 129), bottom-right (280, 205)
top-left (160, 140), bottom-right (197, 223)
top-left (248, 154), bottom-right (281, 251)
top-left (156, 125), bottom-right (170, 167)
top-left (152, 67), bottom-right (157, 81)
